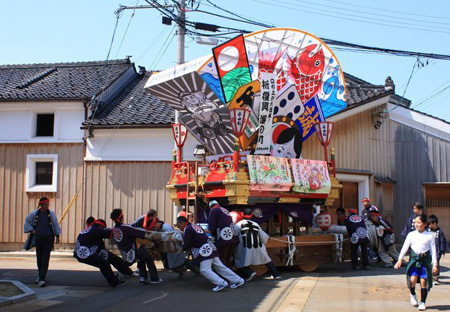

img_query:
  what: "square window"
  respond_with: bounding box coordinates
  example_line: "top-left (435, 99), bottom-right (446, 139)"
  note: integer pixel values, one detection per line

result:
top-left (26, 154), bottom-right (58, 192)
top-left (36, 114), bottom-right (54, 137)
top-left (35, 161), bottom-right (53, 185)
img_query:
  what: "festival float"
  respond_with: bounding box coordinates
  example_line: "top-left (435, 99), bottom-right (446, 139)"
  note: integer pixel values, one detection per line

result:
top-left (145, 28), bottom-right (348, 272)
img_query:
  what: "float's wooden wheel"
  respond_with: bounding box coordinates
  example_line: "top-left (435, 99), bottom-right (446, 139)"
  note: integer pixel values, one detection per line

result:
top-left (298, 263), bottom-right (319, 272)
top-left (249, 265), bottom-right (268, 276)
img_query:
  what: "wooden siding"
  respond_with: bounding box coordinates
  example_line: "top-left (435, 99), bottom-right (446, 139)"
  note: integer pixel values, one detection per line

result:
top-left (0, 143), bottom-right (84, 244)
top-left (390, 124), bottom-right (450, 235)
top-left (84, 161), bottom-right (173, 228)
top-left (303, 108), bottom-right (390, 178)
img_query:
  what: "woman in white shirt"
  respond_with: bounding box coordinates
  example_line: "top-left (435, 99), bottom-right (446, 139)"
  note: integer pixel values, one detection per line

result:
top-left (394, 214), bottom-right (438, 311)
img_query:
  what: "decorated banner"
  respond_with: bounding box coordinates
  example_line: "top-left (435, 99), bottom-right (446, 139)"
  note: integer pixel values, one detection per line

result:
top-left (179, 105), bottom-right (235, 154)
top-left (295, 95), bottom-right (325, 142)
top-left (247, 155), bottom-right (292, 191)
top-left (255, 73), bottom-right (277, 154)
top-left (144, 28), bottom-right (347, 157)
top-left (291, 159), bottom-right (331, 194)
top-left (147, 72), bottom-right (236, 154)
top-left (213, 35), bottom-right (252, 103)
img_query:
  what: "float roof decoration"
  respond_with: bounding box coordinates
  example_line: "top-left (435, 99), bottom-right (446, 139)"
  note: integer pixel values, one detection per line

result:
top-left (145, 28), bottom-right (347, 157)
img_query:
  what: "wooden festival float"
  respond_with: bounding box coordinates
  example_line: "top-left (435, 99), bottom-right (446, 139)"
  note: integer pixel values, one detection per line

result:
top-left (144, 28), bottom-right (349, 272)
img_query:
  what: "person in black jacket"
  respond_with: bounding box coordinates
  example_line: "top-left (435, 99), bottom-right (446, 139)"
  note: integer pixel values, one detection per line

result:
top-left (74, 218), bottom-right (131, 287)
top-left (345, 208), bottom-right (370, 270)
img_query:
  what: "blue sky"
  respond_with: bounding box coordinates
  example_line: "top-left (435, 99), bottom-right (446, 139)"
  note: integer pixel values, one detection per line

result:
top-left (1, 0), bottom-right (450, 121)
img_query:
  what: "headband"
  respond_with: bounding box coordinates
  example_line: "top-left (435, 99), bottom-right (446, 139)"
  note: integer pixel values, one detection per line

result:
top-left (243, 214), bottom-right (253, 219)
top-left (93, 220), bottom-right (107, 227)
top-left (39, 199), bottom-right (50, 204)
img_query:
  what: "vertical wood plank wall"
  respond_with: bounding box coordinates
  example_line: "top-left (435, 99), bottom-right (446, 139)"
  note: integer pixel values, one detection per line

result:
top-left (302, 108), bottom-right (391, 196)
top-left (390, 121), bottom-right (450, 234)
top-left (0, 143), bottom-right (84, 244)
top-left (84, 161), bottom-right (172, 229)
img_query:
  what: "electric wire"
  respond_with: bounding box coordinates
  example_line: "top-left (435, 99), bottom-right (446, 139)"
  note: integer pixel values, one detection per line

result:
top-left (251, 0), bottom-right (450, 34)
top-left (285, 0), bottom-right (450, 28)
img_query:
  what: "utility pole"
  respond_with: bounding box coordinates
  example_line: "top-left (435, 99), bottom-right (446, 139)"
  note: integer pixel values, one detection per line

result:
top-left (175, 0), bottom-right (186, 125)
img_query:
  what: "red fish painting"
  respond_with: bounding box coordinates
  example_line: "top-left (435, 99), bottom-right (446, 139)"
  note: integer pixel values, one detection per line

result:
top-left (276, 44), bottom-right (325, 104)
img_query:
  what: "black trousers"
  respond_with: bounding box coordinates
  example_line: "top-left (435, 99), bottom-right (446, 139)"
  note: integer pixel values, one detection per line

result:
top-left (107, 251), bottom-right (133, 276)
top-left (35, 235), bottom-right (54, 281)
top-left (218, 243), bottom-right (237, 268)
top-left (237, 261), bottom-right (280, 278)
top-left (136, 246), bottom-right (159, 281)
top-left (350, 242), bottom-right (369, 269)
top-left (78, 253), bottom-right (120, 286)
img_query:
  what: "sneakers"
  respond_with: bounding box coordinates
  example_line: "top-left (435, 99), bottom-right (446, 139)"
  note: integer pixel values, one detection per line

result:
top-left (418, 302), bottom-right (426, 311)
top-left (212, 282), bottom-right (228, 292)
top-left (132, 271), bottom-right (140, 277)
top-left (230, 279), bottom-right (245, 289)
top-left (139, 277), bottom-right (151, 284)
top-left (433, 280), bottom-right (439, 286)
top-left (383, 263), bottom-right (393, 268)
top-left (115, 280), bottom-right (127, 288)
top-left (35, 278), bottom-right (39, 284)
top-left (410, 294), bottom-right (418, 307)
top-left (272, 275), bottom-right (282, 280)
top-left (150, 278), bottom-right (164, 285)
top-left (246, 272), bottom-right (257, 282)
top-left (37, 281), bottom-right (46, 287)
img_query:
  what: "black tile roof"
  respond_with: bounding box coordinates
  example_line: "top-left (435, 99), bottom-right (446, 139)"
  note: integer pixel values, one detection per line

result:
top-left (86, 71), bottom-right (398, 128)
top-left (343, 72), bottom-right (394, 107)
top-left (0, 59), bottom-right (133, 101)
top-left (84, 72), bottom-right (174, 127)
top-left (0, 58), bottom-right (405, 127)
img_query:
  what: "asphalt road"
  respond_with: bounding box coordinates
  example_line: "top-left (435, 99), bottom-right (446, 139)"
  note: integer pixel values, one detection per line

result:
top-left (1, 256), bottom-right (449, 312)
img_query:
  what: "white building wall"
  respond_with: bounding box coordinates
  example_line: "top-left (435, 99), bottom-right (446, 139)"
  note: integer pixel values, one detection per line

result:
top-left (0, 101), bottom-right (85, 143)
top-left (85, 128), bottom-right (202, 161)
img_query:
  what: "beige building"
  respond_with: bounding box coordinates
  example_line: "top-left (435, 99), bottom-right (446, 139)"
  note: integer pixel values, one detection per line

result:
top-left (0, 60), bottom-right (449, 249)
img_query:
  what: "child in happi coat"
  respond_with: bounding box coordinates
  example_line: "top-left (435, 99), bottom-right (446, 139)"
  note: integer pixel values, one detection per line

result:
top-left (74, 218), bottom-right (131, 287)
top-left (401, 202), bottom-right (424, 238)
top-left (428, 215), bottom-right (448, 286)
top-left (395, 215), bottom-right (438, 311)
top-left (110, 209), bottom-right (163, 285)
top-left (176, 216), bottom-right (244, 292)
top-left (345, 208), bottom-right (370, 270)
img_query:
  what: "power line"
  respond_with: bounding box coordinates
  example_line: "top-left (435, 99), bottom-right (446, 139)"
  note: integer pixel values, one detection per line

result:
top-left (323, 0), bottom-right (450, 21)
top-left (251, 0), bottom-right (450, 34)
top-left (285, 0), bottom-right (450, 28)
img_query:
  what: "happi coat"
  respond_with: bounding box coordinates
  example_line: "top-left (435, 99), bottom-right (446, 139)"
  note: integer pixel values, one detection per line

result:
top-left (234, 219), bottom-right (271, 268)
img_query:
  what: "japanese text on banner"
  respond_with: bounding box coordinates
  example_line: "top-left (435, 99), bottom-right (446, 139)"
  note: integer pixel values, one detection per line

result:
top-left (255, 72), bottom-right (276, 154)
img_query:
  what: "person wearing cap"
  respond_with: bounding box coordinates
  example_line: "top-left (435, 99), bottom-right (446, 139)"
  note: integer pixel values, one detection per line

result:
top-left (207, 200), bottom-right (239, 268)
top-left (367, 209), bottom-right (400, 268)
top-left (401, 202), bottom-right (424, 238)
top-left (234, 208), bottom-right (281, 281)
top-left (361, 198), bottom-right (378, 220)
top-left (110, 209), bottom-right (163, 285)
top-left (176, 216), bottom-right (244, 292)
top-left (24, 197), bottom-right (62, 287)
top-left (345, 208), bottom-right (370, 270)
top-left (74, 217), bottom-right (131, 287)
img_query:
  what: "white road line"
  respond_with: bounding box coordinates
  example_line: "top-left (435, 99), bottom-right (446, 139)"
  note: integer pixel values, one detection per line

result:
top-left (143, 291), bottom-right (169, 304)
